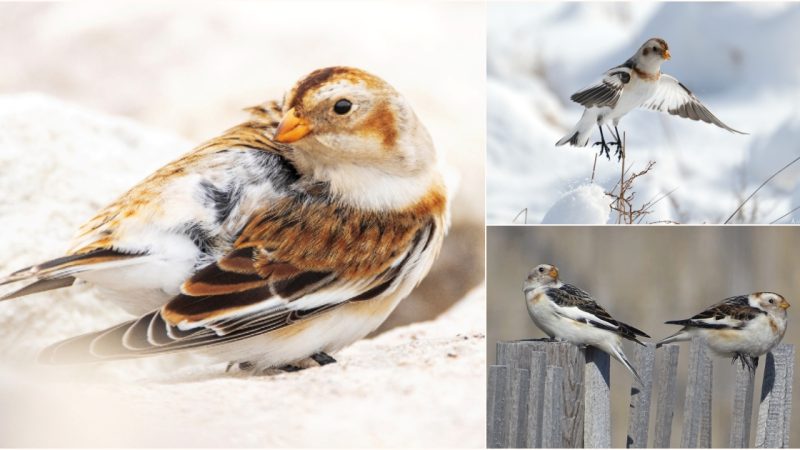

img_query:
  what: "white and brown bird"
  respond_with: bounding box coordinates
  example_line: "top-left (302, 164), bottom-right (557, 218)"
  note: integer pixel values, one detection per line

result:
top-left (0, 66), bottom-right (449, 372)
top-left (657, 292), bottom-right (790, 372)
top-left (556, 37), bottom-right (745, 160)
top-left (522, 264), bottom-right (650, 385)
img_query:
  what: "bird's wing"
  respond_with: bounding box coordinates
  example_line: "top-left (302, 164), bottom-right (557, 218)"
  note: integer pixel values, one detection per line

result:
top-left (641, 74), bottom-right (746, 133)
top-left (665, 295), bottom-right (761, 329)
top-left (40, 197), bottom-right (440, 364)
top-left (548, 284), bottom-right (649, 341)
top-left (570, 64), bottom-right (633, 109)
top-left (547, 285), bottom-right (621, 331)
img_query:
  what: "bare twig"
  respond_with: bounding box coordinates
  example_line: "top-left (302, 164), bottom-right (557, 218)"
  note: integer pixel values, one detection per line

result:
top-left (770, 205), bottom-right (800, 224)
top-left (591, 153), bottom-right (598, 183)
top-left (513, 208), bottom-right (528, 224)
top-left (724, 155), bottom-right (800, 224)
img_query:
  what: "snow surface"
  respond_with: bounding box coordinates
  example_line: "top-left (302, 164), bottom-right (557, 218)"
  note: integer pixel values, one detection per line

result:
top-left (488, 2), bottom-right (800, 224)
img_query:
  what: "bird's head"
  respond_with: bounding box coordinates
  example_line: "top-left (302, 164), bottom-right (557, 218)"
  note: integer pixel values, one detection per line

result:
top-left (753, 292), bottom-right (791, 315)
top-left (635, 38), bottom-right (670, 72)
top-left (274, 66), bottom-right (435, 177)
top-left (523, 264), bottom-right (559, 293)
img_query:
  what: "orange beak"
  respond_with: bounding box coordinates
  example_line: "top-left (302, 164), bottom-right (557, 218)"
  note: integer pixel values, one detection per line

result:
top-left (780, 299), bottom-right (791, 310)
top-left (663, 49), bottom-right (671, 60)
top-left (274, 108), bottom-right (311, 143)
top-left (548, 267), bottom-right (559, 279)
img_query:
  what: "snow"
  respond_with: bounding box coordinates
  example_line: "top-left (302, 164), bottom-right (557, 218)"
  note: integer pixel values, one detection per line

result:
top-left (542, 184), bottom-right (610, 224)
top-left (488, 2), bottom-right (800, 224)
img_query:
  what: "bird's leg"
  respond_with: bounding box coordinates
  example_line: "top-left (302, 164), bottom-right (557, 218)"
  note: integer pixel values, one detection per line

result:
top-left (311, 352), bottom-right (337, 366)
top-left (612, 125), bottom-right (624, 161)
top-left (592, 124), bottom-right (612, 160)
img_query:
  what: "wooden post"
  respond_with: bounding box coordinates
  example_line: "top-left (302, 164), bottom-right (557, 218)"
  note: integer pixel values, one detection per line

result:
top-left (652, 345), bottom-right (679, 448)
top-left (698, 350), bottom-right (713, 448)
top-left (488, 365), bottom-right (509, 448)
top-left (525, 351), bottom-right (547, 448)
top-left (542, 366), bottom-right (564, 448)
top-left (681, 338), bottom-right (713, 448)
top-left (755, 344), bottom-right (795, 448)
top-left (500, 340), bottom-right (585, 447)
top-left (584, 347), bottom-right (611, 448)
top-left (729, 358), bottom-right (757, 448)
top-left (508, 368), bottom-right (531, 448)
top-left (626, 343), bottom-right (656, 448)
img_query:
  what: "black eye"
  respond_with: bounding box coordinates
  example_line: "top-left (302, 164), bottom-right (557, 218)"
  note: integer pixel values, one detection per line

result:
top-left (538, 267), bottom-right (545, 273)
top-left (769, 298), bottom-right (775, 304)
top-left (652, 46), bottom-right (658, 52)
top-left (333, 99), bottom-right (352, 115)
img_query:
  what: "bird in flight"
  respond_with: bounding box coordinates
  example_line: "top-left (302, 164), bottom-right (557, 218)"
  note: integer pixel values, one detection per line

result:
top-left (556, 37), bottom-right (745, 160)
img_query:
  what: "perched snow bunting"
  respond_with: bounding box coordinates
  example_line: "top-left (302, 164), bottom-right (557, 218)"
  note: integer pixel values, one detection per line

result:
top-left (556, 37), bottom-right (745, 160)
top-left (657, 292), bottom-right (790, 372)
top-left (0, 66), bottom-right (449, 372)
top-left (522, 264), bottom-right (650, 385)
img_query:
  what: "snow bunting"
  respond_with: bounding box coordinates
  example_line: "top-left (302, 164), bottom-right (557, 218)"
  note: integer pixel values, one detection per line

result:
top-left (0, 66), bottom-right (449, 372)
top-left (522, 264), bottom-right (650, 385)
top-left (556, 37), bottom-right (745, 160)
top-left (657, 292), bottom-right (790, 372)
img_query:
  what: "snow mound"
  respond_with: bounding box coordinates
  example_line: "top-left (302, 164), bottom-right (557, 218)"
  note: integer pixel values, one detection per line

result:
top-left (542, 183), bottom-right (610, 224)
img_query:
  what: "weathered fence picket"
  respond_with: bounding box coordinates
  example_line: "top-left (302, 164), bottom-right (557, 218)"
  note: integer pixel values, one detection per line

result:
top-left (542, 366), bottom-right (564, 448)
top-left (681, 338), bottom-right (713, 448)
top-left (730, 360), bottom-right (757, 448)
top-left (488, 340), bottom-right (795, 448)
top-left (755, 344), bottom-right (795, 448)
top-left (626, 344), bottom-right (656, 448)
top-left (584, 347), bottom-right (611, 448)
top-left (652, 344), bottom-right (679, 448)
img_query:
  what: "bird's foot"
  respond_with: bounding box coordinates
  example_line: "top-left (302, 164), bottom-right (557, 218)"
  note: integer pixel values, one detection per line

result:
top-left (226, 360), bottom-right (256, 373)
top-left (278, 364), bottom-right (305, 373)
top-left (592, 141), bottom-right (613, 160)
top-left (613, 143), bottom-right (624, 161)
top-left (311, 352), bottom-right (337, 366)
top-left (732, 353), bottom-right (758, 373)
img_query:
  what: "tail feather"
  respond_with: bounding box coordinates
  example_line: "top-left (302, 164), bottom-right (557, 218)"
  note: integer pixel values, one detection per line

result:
top-left (607, 343), bottom-right (643, 386)
top-left (555, 109), bottom-right (596, 147)
top-left (1, 277), bottom-right (76, 301)
top-left (0, 248), bottom-right (146, 301)
top-left (655, 329), bottom-right (691, 348)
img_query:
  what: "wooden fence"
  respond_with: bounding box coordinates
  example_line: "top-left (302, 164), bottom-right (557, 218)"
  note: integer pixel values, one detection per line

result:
top-left (487, 339), bottom-right (795, 448)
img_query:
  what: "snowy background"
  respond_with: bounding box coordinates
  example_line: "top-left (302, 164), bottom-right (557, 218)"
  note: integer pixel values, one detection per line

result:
top-left (0, 2), bottom-right (485, 446)
top-left (488, 2), bottom-right (800, 224)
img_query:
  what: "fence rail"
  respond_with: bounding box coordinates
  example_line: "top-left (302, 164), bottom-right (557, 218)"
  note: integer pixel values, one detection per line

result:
top-left (487, 339), bottom-right (795, 448)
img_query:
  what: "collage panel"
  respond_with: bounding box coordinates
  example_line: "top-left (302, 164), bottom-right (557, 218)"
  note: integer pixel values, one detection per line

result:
top-left (487, 226), bottom-right (799, 447)
top-left (488, 2), bottom-right (800, 225)
top-left (0, 1), bottom-right (485, 447)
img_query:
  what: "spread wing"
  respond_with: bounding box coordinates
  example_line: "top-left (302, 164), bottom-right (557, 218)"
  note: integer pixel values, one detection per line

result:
top-left (665, 295), bottom-right (761, 330)
top-left (641, 74), bottom-right (746, 133)
top-left (570, 63), bottom-right (633, 109)
top-left (39, 198), bottom-right (439, 364)
top-left (546, 283), bottom-right (649, 343)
